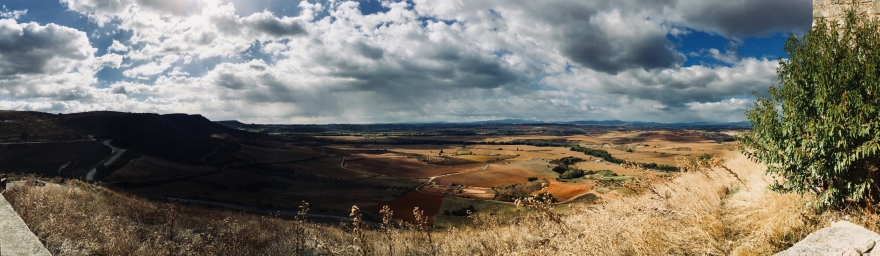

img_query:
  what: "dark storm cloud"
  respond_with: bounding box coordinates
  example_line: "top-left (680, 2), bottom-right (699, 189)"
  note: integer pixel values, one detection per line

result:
top-left (242, 12), bottom-right (308, 37)
top-left (677, 0), bottom-right (813, 38)
top-left (0, 21), bottom-right (92, 77)
top-left (354, 42), bottom-right (384, 60)
top-left (322, 51), bottom-right (517, 93)
top-left (517, 0), bottom-right (685, 75)
top-left (559, 27), bottom-right (684, 75)
top-left (215, 73), bottom-right (249, 90)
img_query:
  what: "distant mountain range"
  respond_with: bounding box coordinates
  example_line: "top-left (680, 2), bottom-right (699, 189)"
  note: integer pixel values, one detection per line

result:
top-left (455, 119), bottom-right (751, 127)
top-left (218, 118), bottom-right (751, 127)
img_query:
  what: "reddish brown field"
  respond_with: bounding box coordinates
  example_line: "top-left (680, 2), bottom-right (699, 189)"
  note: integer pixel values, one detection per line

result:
top-left (435, 164), bottom-right (546, 187)
top-left (364, 191), bottom-right (445, 224)
top-left (545, 182), bottom-right (594, 202)
top-left (434, 164), bottom-right (593, 202)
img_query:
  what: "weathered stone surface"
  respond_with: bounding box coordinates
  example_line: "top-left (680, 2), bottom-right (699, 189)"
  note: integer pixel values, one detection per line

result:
top-left (0, 193), bottom-right (52, 256)
top-left (814, 0), bottom-right (880, 24)
top-left (855, 238), bottom-right (876, 253)
top-left (776, 221), bottom-right (880, 256)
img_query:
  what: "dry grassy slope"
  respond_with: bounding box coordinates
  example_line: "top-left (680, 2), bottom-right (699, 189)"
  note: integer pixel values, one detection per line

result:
top-left (4, 153), bottom-right (849, 255)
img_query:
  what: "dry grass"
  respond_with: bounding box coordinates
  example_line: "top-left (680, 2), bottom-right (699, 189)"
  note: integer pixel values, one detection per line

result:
top-left (4, 153), bottom-right (842, 255)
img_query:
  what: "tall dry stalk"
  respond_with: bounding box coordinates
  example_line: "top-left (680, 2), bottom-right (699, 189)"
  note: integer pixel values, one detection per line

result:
top-left (379, 205), bottom-right (394, 256)
top-left (413, 207), bottom-right (436, 255)
top-left (349, 205), bottom-right (370, 256)
top-left (294, 200), bottom-right (309, 254)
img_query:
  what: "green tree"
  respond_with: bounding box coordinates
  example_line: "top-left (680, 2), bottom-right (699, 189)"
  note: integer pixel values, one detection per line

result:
top-left (740, 5), bottom-right (880, 207)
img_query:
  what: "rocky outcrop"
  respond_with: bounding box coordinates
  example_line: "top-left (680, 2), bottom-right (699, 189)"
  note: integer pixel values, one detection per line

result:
top-left (776, 221), bottom-right (880, 256)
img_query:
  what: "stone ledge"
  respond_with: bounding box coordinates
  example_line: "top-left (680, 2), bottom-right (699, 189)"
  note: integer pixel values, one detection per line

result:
top-left (0, 193), bottom-right (51, 256)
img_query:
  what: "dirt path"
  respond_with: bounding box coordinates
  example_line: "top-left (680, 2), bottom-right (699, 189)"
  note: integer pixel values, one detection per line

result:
top-left (0, 193), bottom-right (52, 256)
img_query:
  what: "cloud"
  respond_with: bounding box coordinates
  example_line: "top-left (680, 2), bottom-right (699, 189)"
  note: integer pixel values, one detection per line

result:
top-left (584, 57), bottom-right (778, 107)
top-left (108, 39), bottom-right (129, 53)
top-left (240, 11), bottom-right (308, 37)
top-left (60, 0), bottom-right (201, 26)
top-left (0, 19), bottom-right (123, 101)
top-left (0, 7), bottom-right (26, 19)
top-left (672, 0), bottom-right (813, 38)
top-left (122, 54), bottom-right (180, 77)
top-left (411, 0), bottom-right (688, 75)
top-left (1, 0), bottom-right (808, 123)
top-left (0, 19), bottom-right (93, 76)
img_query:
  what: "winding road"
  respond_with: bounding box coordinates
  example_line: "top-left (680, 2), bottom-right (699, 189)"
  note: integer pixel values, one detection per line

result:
top-left (86, 139), bottom-right (126, 182)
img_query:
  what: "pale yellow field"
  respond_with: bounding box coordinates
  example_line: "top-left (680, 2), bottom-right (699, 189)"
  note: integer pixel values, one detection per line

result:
top-left (322, 130), bottom-right (738, 188)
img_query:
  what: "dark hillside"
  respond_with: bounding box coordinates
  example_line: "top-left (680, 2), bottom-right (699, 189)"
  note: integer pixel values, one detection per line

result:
top-left (60, 112), bottom-right (238, 164)
top-left (0, 141), bottom-right (110, 178)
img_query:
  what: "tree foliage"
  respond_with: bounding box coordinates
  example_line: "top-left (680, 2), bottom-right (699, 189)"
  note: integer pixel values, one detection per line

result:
top-left (740, 6), bottom-right (880, 207)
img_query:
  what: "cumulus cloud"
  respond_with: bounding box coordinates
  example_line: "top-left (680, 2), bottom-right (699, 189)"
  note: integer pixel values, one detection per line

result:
top-left (122, 55), bottom-right (180, 77)
top-left (60, 0), bottom-right (202, 26)
top-left (0, 6), bottom-right (26, 19)
top-left (0, 19), bottom-right (92, 76)
top-left (0, 18), bottom-right (122, 102)
top-left (108, 39), bottom-right (129, 53)
top-left (0, 0), bottom-right (811, 123)
top-left (586, 57), bottom-right (777, 106)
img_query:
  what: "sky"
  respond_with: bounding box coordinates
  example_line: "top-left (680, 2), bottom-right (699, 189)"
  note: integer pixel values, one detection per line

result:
top-left (0, 0), bottom-right (812, 124)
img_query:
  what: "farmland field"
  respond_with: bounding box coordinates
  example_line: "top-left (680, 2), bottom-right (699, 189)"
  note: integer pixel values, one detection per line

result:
top-left (39, 115), bottom-right (739, 225)
top-left (142, 127), bottom-right (732, 223)
top-left (342, 153), bottom-right (439, 177)
top-left (106, 156), bottom-right (212, 181)
top-left (234, 144), bottom-right (325, 163)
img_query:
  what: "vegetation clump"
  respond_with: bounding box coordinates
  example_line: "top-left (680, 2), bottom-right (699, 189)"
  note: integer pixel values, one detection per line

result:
top-left (740, 5), bottom-right (880, 207)
top-left (493, 178), bottom-right (549, 201)
top-left (559, 169), bottom-right (586, 179)
top-left (569, 145), bottom-right (679, 172)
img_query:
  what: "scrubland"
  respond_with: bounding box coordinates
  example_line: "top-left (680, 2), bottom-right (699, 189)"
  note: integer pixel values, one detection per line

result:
top-left (6, 153), bottom-right (869, 255)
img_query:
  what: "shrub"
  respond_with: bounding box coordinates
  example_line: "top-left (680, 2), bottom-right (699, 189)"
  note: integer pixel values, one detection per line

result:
top-left (551, 165), bottom-right (568, 174)
top-left (493, 179), bottom-right (548, 201)
top-left (527, 177), bottom-right (538, 182)
top-left (560, 169), bottom-right (585, 179)
top-left (740, 5), bottom-right (880, 207)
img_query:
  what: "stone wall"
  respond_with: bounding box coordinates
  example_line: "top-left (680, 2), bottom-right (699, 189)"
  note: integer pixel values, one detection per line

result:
top-left (814, 0), bottom-right (880, 23)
